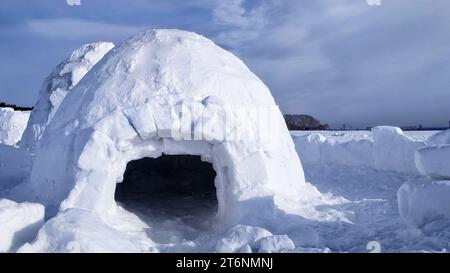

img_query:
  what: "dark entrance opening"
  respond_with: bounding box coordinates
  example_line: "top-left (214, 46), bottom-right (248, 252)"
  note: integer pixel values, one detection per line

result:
top-left (114, 154), bottom-right (218, 237)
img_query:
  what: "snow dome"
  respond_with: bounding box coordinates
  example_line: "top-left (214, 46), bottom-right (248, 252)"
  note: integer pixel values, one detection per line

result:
top-left (20, 42), bottom-right (115, 153)
top-left (24, 29), bottom-right (323, 228)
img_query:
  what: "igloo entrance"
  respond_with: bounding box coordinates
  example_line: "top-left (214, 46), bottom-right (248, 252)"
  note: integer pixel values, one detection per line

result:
top-left (114, 154), bottom-right (218, 231)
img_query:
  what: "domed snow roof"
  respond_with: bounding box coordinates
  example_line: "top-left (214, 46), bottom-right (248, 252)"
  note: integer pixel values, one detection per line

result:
top-left (27, 29), bottom-right (323, 226)
top-left (20, 42), bottom-right (115, 152)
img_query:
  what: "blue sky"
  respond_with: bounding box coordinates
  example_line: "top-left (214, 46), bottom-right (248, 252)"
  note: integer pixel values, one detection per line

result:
top-left (1, 0), bottom-right (449, 128)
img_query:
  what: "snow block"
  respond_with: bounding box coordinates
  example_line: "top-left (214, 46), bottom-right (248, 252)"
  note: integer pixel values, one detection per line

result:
top-left (294, 133), bottom-right (326, 164)
top-left (258, 235), bottom-right (295, 253)
top-left (372, 126), bottom-right (425, 175)
top-left (0, 108), bottom-right (30, 146)
top-left (397, 178), bottom-right (450, 228)
top-left (0, 199), bottom-right (44, 252)
top-left (18, 209), bottom-right (139, 253)
top-left (322, 139), bottom-right (374, 168)
top-left (428, 129), bottom-right (450, 146)
top-left (293, 133), bottom-right (374, 168)
top-left (415, 145), bottom-right (450, 180)
top-left (216, 225), bottom-right (272, 253)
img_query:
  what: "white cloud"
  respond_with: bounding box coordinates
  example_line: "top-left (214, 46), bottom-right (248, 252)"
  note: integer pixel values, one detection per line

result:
top-left (366, 0), bottom-right (382, 6)
top-left (66, 0), bottom-right (81, 6)
top-left (212, 0), bottom-right (279, 46)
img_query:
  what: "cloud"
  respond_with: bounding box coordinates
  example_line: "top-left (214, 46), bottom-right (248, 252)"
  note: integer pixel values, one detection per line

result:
top-left (208, 0), bottom-right (450, 127)
top-left (211, 0), bottom-right (280, 46)
top-left (66, 0), bottom-right (81, 6)
top-left (366, 0), bottom-right (382, 6)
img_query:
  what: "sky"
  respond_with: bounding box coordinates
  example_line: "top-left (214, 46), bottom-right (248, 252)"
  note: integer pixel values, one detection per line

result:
top-left (0, 0), bottom-right (449, 129)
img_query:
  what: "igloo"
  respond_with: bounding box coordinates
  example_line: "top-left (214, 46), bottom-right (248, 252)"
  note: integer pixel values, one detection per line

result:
top-left (24, 29), bottom-right (324, 228)
top-left (20, 42), bottom-right (114, 152)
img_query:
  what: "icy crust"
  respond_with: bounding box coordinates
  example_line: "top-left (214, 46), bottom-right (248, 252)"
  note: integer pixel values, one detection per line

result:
top-left (20, 42), bottom-right (114, 152)
top-left (25, 29), bottom-right (330, 231)
top-left (0, 199), bottom-right (44, 252)
top-left (0, 108), bottom-right (30, 146)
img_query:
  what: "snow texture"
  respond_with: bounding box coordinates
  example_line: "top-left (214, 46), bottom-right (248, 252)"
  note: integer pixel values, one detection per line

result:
top-left (0, 108), bottom-right (30, 146)
top-left (0, 199), bottom-right (44, 252)
top-left (20, 42), bottom-right (114, 153)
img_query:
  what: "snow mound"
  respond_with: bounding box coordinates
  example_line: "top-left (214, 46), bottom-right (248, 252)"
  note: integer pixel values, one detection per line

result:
top-left (0, 108), bottom-right (30, 146)
top-left (18, 208), bottom-right (139, 253)
top-left (416, 145), bottom-right (450, 180)
top-left (20, 42), bottom-right (114, 152)
top-left (372, 126), bottom-right (425, 175)
top-left (0, 199), bottom-right (44, 252)
top-left (398, 178), bottom-right (450, 228)
top-left (24, 29), bottom-right (327, 232)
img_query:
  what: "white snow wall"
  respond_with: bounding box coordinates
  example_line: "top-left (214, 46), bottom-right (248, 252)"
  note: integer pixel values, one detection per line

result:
top-left (293, 126), bottom-right (426, 176)
top-left (26, 29), bottom-right (318, 227)
top-left (20, 42), bottom-right (114, 153)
